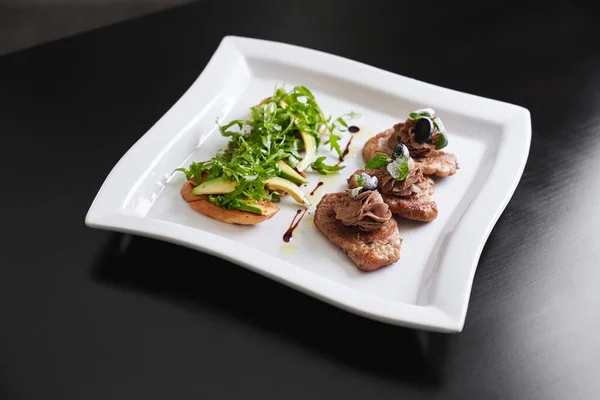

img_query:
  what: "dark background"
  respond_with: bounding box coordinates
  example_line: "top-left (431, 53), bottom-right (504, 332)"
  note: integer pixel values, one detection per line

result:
top-left (1, 1), bottom-right (599, 399)
top-left (0, 0), bottom-right (193, 56)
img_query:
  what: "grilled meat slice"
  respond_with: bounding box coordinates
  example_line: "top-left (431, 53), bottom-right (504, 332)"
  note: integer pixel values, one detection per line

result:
top-left (348, 169), bottom-right (438, 222)
top-left (314, 192), bottom-right (401, 271)
top-left (363, 128), bottom-right (458, 177)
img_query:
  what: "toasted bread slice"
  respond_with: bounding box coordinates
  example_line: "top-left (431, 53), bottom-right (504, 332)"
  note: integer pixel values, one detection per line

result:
top-left (181, 179), bottom-right (279, 225)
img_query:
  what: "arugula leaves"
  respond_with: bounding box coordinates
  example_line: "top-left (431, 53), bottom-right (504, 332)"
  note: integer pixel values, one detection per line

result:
top-left (311, 156), bottom-right (345, 175)
top-left (174, 161), bottom-right (209, 182)
top-left (327, 132), bottom-right (343, 158)
top-left (176, 85), bottom-right (352, 212)
top-left (325, 112), bottom-right (360, 157)
top-left (365, 153), bottom-right (389, 169)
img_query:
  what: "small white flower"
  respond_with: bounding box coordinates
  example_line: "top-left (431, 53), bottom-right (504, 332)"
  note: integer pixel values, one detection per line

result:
top-left (360, 173), bottom-right (378, 191)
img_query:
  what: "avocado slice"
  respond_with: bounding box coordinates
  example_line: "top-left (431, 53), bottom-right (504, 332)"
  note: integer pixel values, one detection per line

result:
top-left (192, 177), bottom-right (236, 195)
top-left (278, 160), bottom-right (308, 184)
top-left (295, 131), bottom-right (317, 172)
top-left (236, 202), bottom-right (264, 214)
top-left (264, 177), bottom-right (311, 206)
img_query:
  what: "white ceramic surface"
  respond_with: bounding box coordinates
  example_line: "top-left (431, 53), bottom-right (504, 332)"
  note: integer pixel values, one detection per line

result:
top-left (85, 36), bottom-right (531, 332)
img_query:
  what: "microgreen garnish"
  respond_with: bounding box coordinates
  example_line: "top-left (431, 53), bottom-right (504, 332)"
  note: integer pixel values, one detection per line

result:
top-left (325, 112), bottom-right (360, 157)
top-left (409, 108), bottom-right (434, 121)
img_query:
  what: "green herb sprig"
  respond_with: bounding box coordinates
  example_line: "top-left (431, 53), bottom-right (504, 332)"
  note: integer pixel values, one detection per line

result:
top-left (365, 153), bottom-right (389, 169)
top-left (311, 156), bottom-right (345, 175)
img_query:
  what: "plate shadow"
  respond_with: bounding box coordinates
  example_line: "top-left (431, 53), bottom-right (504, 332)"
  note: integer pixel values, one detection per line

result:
top-left (91, 232), bottom-right (453, 387)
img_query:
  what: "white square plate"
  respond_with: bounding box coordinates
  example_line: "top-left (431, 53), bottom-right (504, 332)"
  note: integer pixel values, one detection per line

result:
top-left (85, 36), bottom-right (531, 332)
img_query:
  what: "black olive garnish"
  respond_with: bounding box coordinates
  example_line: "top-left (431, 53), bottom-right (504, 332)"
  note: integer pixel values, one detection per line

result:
top-left (392, 143), bottom-right (409, 160)
top-left (414, 117), bottom-right (434, 143)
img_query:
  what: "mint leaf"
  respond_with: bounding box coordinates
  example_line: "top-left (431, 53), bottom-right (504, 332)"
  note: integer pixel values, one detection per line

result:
top-left (435, 133), bottom-right (448, 150)
top-left (433, 117), bottom-right (448, 149)
top-left (386, 159), bottom-right (410, 181)
top-left (311, 156), bottom-right (345, 175)
top-left (414, 108), bottom-right (435, 117)
top-left (397, 161), bottom-right (409, 181)
top-left (433, 116), bottom-right (446, 133)
top-left (365, 153), bottom-right (389, 169)
top-left (409, 112), bottom-right (422, 121)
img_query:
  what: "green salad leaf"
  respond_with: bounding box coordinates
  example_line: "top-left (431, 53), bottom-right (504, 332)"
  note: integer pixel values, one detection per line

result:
top-left (311, 156), bottom-right (345, 175)
top-left (324, 112), bottom-right (360, 157)
top-left (327, 132), bottom-right (343, 158)
top-left (175, 85), bottom-right (352, 213)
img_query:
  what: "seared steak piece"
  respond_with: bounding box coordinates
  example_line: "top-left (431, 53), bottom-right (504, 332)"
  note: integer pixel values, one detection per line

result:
top-left (314, 192), bottom-right (401, 271)
top-left (415, 151), bottom-right (458, 177)
top-left (348, 169), bottom-right (438, 222)
top-left (362, 128), bottom-right (458, 177)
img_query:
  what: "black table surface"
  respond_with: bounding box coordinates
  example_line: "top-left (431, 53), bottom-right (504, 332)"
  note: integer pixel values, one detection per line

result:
top-left (1, 0), bottom-right (599, 399)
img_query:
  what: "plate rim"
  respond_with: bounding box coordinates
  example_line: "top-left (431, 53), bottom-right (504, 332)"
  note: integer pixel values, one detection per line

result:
top-left (85, 35), bottom-right (531, 333)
